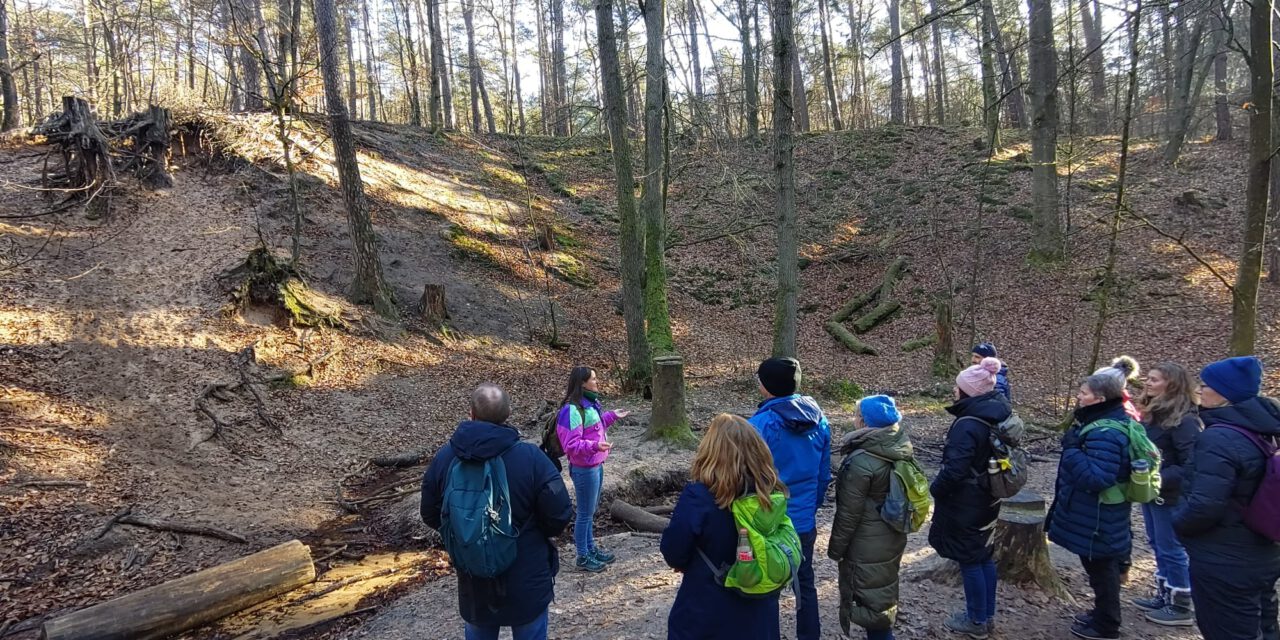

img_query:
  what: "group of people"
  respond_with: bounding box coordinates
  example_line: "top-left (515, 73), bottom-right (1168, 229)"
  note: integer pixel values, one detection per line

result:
top-left (418, 345), bottom-right (1280, 640)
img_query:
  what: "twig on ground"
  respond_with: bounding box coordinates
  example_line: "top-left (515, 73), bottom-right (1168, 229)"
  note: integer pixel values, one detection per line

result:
top-left (14, 480), bottom-right (87, 489)
top-left (91, 505), bottom-right (135, 540)
top-left (116, 514), bottom-right (248, 544)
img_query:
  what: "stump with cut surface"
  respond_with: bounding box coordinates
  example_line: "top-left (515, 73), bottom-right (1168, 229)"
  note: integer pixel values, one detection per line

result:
top-left (41, 540), bottom-right (315, 640)
top-left (418, 284), bottom-right (449, 324)
top-left (646, 354), bottom-right (692, 444)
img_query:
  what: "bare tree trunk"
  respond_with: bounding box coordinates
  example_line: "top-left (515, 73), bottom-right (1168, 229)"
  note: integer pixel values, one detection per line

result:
top-left (535, 0), bottom-right (549, 134)
top-left (818, 0), bottom-right (842, 129)
top-left (442, 1), bottom-right (457, 128)
top-left (392, 0), bottom-right (422, 126)
top-left (688, 0), bottom-right (704, 138)
top-left (738, 0), bottom-right (759, 138)
top-left (511, 0), bottom-right (525, 134)
top-left (428, 0), bottom-right (445, 127)
top-left (1027, 0), bottom-right (1062, 260)
top-left (1214, 31), bottom-right (1231, 141)
top-left (361, 0), bottom-right (379, 120)
top-left (1080, 0), bottom-right (1107, 131)
top-left (985, 0), bottom-right (1026, 128)
top-left (1163, 13), bottom-right (1214, 164)
top-left (314, 0), bottom-right (398, 319)
top-left (551, 0), bottom-right (569, 135)
top-left (463, 0), bottom-right (481, 132)
top-left (889, 0), bottom-right (905, 124)
top-left (772, 0), bottom-right (798, 357)
top-left (0, 0), bottom-right (19, 131)
top-left (791, 34), bottom-right (810, 132)
top-left (1231, 0), bottom-right (1272, 354)
top-left (979, 0), bottom-right (1000, 148)
top-left (929, 0), bottom-right (946, 123)
top-left (595, 0), bottom-right (650, 389)
top-left (344, 6), bottom-right (358, 117)
top-left (80, 0), bottom-right (98, 103)
top-left (910, 0), bottom-right (932, 125)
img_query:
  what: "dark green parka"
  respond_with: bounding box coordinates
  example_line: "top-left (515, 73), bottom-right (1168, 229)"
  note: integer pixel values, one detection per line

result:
top-left (826, 424), bottom-right (913, 634)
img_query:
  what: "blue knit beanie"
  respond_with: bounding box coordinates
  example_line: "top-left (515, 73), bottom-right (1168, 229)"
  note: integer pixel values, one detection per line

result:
top-left (973, 342), bottom-right (998, 358)
top-left (858, 395), bottom-right (901, 429)
top-left (1200, 356), bottom-right (1263, 404)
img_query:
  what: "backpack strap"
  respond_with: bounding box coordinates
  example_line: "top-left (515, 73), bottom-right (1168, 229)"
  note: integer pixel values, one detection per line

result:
top-left (696, 547), bottom-right (730, 582)
top-left (1214, 424), bottom-right (1278, 455)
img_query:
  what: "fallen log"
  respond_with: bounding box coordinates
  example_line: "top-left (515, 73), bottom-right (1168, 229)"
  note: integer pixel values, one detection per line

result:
top-left (610, 499), bottom-right (669, 534)
top-left (852, 301), bottom-right (902, 334)
top-left (824, 322), bottom-right (877, 355)
top-left (370, 448), bottom-right (430, 468)
top-left (41, 540), bottom-right (315, 640)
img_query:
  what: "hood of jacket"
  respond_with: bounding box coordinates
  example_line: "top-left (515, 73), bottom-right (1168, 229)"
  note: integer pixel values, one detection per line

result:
top-left (758, 395), bottom-right (825, 433)
top-left (449, 420), bottom-right (521, 461)
top-left (1200, 395), bottom-right (1280, 436)
top-left (946, 390), bottom-right (1012, 424)
top-left (839, 424), bottom-right (913, 460)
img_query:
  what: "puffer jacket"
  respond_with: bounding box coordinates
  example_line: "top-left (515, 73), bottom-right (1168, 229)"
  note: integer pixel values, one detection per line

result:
top-left (827, 424), bottom-right (913, 634)
top-left (748, 395), bottom-right (832, 533)
top-left (556, 398), bottom-right (618, 468)
top-left (928, 390), bottom-right (1011, 564)
top-left (1174, 396), bottom-right (1280, 571)
top-left (1142, 409), bottom-right (1201, 503)
top-left (1047, 398), bottom-right (1133, 559)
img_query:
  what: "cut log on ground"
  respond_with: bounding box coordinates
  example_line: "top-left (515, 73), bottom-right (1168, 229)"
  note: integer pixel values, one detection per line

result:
top-left (370, 448), bottom-right (430, 468)
top-left (41, 540), bottom-right (315, 640)
top-left (826, 257), bottom-right (908, 354)
top-left (852, 301), bottom-right (902, 334)
top-left (610, 499), bottom-right (670, 533)
top-left (825, 321), bottom-right (877, 355)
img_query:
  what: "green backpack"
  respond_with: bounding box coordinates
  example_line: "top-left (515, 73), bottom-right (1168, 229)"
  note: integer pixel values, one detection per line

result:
top-left (1079, 418), bottom-right (1162, 504)
top-left (854, 451), bottom-right (933, 533)
top-left (698, 492), bottom-right (802, 598)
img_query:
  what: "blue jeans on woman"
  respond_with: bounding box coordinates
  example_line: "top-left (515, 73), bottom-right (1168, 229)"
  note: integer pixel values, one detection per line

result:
top-left (960, 559), bottom-right (997, 624)
top-left (464, 609), bottom-right (549, 640)
top-left (569, 463), bottom-right (603, 557)
top-left (1142, 501), bottom-right (1190, 590)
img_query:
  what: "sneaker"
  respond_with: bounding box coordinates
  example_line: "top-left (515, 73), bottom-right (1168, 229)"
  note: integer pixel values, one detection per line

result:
top-left (1131, 593), bottom-right (1166, 611)
top-left (575, 554), bottom-right (606, 573)
top-left (1070, 622), bottom-right (1120, 640)
top-left (590, 547), bottom-right (616, 564)
top-left (943, 612), bottom-right (990, 639)
top-left (1145, 591), bottom-right (1194, 627)
top-left (1072, 612), bottom-right (1094, 626)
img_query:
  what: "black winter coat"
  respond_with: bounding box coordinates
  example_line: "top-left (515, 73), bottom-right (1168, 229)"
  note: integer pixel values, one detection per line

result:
top-left (421, 420), bottom-right (574, 627)
top-left (928, 391), bottom-right (1011, 564)
top-left (1142, 410), bottom-right (1201, 503)
top-left (1174, 396), bottom-right (1280, 571)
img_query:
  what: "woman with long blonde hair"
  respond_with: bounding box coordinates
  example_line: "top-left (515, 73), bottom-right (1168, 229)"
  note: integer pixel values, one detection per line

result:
top-left (661, 414), bottom-right (787, 640)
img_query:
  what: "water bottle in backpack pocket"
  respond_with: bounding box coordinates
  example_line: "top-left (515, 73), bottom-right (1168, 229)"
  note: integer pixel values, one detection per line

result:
top-left (440, 451), bottom-right (521, 578)
top-left (1079, 418), bottom-right (1163, 504)
top-left (698, 492), bottom-right (802, 598)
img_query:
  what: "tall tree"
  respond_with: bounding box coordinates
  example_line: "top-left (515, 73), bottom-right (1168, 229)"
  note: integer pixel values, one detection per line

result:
top-left (791, 31), bottom-right (810, 131)
top-left (510, 0), bottom-right (526, 134)
top-left (0, 0), bottom-right (19, 130)
top-left (772, 0), bottom-right (798, 357)
top-left (427, 0), bottom-right (445, 127)
top-left (979, 0), bottom-right (1000, 148)
top-left (314, 0), bottom-right (398, 318)
top-left (687, 0), bottom-right (704, 137)
top-left (985, 0), bottom-right (1025, 128)
top-left (391, 0), bottom-right (422, 126)
top-left (737, 0), bottom-right (760, 138)
top-left (1079, 0), bottom-right (1107, 131)
top-left (550, 0), bottom-right (569, 135)
top-left (360, 0), bottom-right (379, 120)
top-left (461, 0), bottom-right (495, 133)
top-left (1027, 0), bottom-right (1062, 260)
top-left (344, 6), bottom-right (358, 117)
top-left (1163, 10), bottom-right (1214, 164)
top-left (817, 0), bottom-right (843, 129)
top-left (595, 0), bottom-right (649, 389)
top-left (888, 0), bottom-right (905, 124)
top-left (1213, 25), bottom-right (1231, 140)
top-left (929, 0), bottom-right (946, 123)
top-left (1231, 0), bottom-right (1273, 354)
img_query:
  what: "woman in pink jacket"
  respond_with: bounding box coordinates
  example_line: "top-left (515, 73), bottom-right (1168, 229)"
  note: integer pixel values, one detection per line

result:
top-left (557, 366), bottom-right (630, 573)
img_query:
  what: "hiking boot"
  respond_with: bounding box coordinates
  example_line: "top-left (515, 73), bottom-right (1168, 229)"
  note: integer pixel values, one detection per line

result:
top-left (1073, 612), bottom-right (1094, 626)
top-left (943, 612), bottom-right (990, 639)
top-left (1145, 590), bottom-right (1194, 627)
top-left (1070, 622), bottom-right (1120, 640)
top-left (590, 547), bottom-right (616, 564)
top-left (1132, 577), bottom-right (1168, 611)
top-left (575, 554), bottom-right (606, 573)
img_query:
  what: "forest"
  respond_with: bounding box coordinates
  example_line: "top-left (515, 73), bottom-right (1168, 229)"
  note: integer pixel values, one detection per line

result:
top-left (0, 0), bottom-right (1275, 636)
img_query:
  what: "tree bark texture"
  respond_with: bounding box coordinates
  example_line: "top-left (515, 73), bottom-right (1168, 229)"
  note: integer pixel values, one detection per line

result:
top-left (1214, 36), bottom-right (1231, 141)
top-left (929, 0), bottom-right (946, 123)
top-left (889, 0), bottom-right (905, 124)
top-left (791, 31), bottom-right (810, 132)
top-left (979, 0), bottom-right (1000, 148)
top-left (315, 0), bottom-right (398, 319)
top-left (772, 0), bottom-right (798, 358)
top-left (985, 0), bottom-right (1025, 129)
top-left (1231, 0), bottom-right (1272, 354)
top-left (1079, 0), bottom-right (1107, 131)
top-left (1027, 0), bottom-right (1062, 260)
top-left (818, 0), bottom-right (843, 130)
top-left (738, 0), bottom-right (759, 138)
top-left (0, 0), bottom-right (19, 130)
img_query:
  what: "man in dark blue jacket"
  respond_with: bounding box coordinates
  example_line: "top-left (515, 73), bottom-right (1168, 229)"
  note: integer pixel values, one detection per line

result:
top-left (748, 357), bottom-right (831, 640)
top-left (421, 383), bottom-right (573, 640)
top-left (1174, 357), bottom-right (1280, 640)
top-left (972, 342), bottom-right (1011, 400)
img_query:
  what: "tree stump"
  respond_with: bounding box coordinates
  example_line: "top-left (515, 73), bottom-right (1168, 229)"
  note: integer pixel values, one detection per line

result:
top-left (646, 354), bottom-right (692, 444)
top-left (418, 284), bottom-right (449, 324)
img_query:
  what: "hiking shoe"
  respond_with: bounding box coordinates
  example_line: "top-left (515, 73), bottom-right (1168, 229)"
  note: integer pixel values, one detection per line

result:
top-left (1073, 612), bottom-right (1094, 626)
top-left (1070, 622), bottom-right (1120, 639)
top-left (1145, 590), bottom-right (1194, 627)
top-left (943, 612), bottom-right (990, 639)
top-left (590, 547), bottom-right (616, 564)
top-left (1132, 593), bottom-right (1166, 611)
top-left (575, 554), bottom-right (606, 573)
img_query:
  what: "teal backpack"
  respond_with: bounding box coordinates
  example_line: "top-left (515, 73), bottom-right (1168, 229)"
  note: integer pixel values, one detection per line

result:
top-left (699, 492), bottom-right (803, 598)
top-left (1079, 418), bottom-right (1162, 504)
top-left (440, 448), bottom-right (520, 577)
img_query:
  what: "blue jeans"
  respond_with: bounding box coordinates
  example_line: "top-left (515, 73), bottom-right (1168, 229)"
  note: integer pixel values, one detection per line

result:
top-left (1141, 502), bottom-right (1190, 590)
top-left (866, 629), bottom-right (895, 640)
top-left (569, 464), bottom-right (603, 557)
top-left (796, 529), bottom-right (820, 640)
top-left (960, 560), bottom-right (997, 624)
top-left (464, 609), bottom-right (549, 640)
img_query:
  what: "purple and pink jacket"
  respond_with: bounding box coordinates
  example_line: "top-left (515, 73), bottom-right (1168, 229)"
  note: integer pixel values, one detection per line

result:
top-left (556, 399), bottom-right (618, 468)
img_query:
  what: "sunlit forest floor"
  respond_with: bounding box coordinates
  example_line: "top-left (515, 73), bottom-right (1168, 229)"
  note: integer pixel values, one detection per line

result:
top-left (0, 116), bottom-right (1269, 638)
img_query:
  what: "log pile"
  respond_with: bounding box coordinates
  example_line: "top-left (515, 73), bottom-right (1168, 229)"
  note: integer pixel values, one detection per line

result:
top-left (824, 256), bottom-right (908, 355)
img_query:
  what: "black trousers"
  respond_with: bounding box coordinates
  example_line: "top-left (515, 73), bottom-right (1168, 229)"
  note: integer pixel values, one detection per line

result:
top-left (1079, 555), bottom-right (1123, 635)
top-left (1190, 560), bottom-right (1280, 640)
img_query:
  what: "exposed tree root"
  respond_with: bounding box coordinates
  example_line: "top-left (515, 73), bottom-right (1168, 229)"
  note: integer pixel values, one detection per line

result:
top-left (217, 247), bottom-right (347, 329)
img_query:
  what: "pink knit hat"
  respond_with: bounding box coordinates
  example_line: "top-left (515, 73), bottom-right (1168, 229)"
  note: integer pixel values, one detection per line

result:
top-left (957, 357), bottom-right (1002, 397)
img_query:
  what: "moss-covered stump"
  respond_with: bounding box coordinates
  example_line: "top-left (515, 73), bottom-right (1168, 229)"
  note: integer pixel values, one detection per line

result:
top-left (218, 248), bottom-right (347, 328)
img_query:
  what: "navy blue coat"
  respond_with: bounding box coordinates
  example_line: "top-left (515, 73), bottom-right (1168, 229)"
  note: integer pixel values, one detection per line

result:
top-left (1142, 410), bottom-right (1201, 503)
top-left (1047, 399), bottom-right (1133, 559)
top-left (421, 420), bottom-right (573, 628)
top-left (661, 482), bottom-right (781, 640)
top-left (1174, 396), bottom-right (1280, 571)
top-left (928, 391), bottom-right (1011, 564)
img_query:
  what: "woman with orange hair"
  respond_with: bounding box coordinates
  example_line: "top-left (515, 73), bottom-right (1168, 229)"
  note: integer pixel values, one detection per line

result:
top-left (661, 414), bottom-right (789, 640)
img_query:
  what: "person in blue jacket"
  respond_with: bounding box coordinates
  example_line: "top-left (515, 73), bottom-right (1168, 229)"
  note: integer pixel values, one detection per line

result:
top-left (661, 413), bottom-right (787, 640)
top-left (1174, 356), bottom-right (1280, 640)
top-left (1047, 360), bottom-right (1138, 640)
top-left (420, 383), bottom-right (574, 640)
top-left (748, 357), bottom-right (832, 640)
top-left (972, 342), bottom-right (1010, 400)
